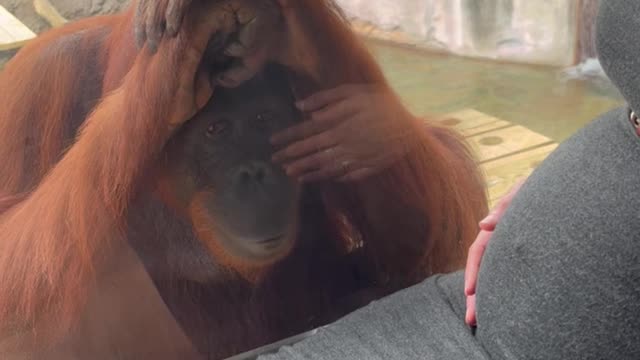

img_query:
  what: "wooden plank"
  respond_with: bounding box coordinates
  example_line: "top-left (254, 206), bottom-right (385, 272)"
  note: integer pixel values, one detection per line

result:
top-left (482, 143), bottom-right (558, 207)
top-left (33, 0), bottom-right (68, 28)
top-left (467, 125), bottom-right (554, 163)
top-left (0, 6), bottom-right (36, 51)
top-left (437, 108), bottom-right (512, 137)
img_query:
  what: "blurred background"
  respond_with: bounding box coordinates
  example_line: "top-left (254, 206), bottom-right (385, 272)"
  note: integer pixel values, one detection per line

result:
top-left (0, 0), bottom-right (624, 142)
top-left (0, 0), bottom-right (627, 207)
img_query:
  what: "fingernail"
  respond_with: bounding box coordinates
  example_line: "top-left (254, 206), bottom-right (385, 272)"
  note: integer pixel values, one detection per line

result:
top-left (167, 27), bottom-right (176, 36)
top-left (479, 213), bottom-right (495, 226)
top-left (295, 101), bottom-right (305, 111)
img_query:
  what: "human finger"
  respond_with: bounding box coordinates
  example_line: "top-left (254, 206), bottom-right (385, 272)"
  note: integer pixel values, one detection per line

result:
top-left (479, 179), bottom-right (525, 231)
top-left (465, 294), bottom-right (477, 326)
top-left (464, 230), bottom-right (493, 296)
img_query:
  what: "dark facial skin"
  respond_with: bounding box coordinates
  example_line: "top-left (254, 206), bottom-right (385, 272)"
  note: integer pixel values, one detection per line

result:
top-left (166, 64), bottom-right (303, 265)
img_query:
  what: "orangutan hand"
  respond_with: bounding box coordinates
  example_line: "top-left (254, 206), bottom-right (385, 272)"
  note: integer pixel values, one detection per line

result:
top-left (135, 0), bottom-right (285, 88)
top-left (464, 180), bottom-right (525, 327)
top-left (270, 84), bottom-right (419, 183)
top-left (135, 0), bottom-right (194, 52)
top-left (166, 1), bottom-right (255, 127)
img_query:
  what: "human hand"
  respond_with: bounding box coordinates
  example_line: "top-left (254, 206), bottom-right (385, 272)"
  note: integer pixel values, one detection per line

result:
top-left (270, 84), bottom-right (419, 183)
top-left (135, 0), bottom-right (285, 88)
top-left (464, 180), bottom-right (525, 327)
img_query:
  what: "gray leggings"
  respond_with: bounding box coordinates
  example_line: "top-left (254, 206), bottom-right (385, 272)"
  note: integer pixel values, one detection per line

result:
top-left (257, 108), bottom-right (640, 360)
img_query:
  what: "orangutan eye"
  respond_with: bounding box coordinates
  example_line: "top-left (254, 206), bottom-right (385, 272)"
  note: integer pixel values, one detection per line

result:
top-left (206, 120), bottom-right (228, 137)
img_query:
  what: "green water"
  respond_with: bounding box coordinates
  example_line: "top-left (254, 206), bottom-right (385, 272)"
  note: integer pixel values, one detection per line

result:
top-left (367, 40), bottom-right (625, 142)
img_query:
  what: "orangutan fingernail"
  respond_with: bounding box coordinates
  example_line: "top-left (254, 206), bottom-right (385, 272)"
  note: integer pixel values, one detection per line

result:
top-left (295, 101), bottom-right (305, 111)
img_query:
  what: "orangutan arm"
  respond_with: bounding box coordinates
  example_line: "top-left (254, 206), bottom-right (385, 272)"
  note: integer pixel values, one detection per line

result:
top-left (0, 4), bottom-right (226, 339)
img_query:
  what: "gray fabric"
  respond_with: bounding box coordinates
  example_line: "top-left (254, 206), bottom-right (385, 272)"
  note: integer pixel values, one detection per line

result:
top-left (596, 0), bottom-right (640, 114)
top-left (475, 107), bottom-right (640, 360)
top-left (259, 272), bottom-right (489, 360)
top-left (257, 108), bottom-right (640, 360)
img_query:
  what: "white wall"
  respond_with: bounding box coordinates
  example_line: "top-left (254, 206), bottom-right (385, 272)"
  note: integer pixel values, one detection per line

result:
top-left (336, 0), bottom-right (580, 67)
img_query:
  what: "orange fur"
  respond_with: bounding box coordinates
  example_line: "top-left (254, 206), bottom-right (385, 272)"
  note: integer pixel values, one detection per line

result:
top-left (279, 1), bottom-right (489, 283)
top-left (0, 2), bottom-right (207, 343)
top-left (0, 0), bottom-right (488, 356)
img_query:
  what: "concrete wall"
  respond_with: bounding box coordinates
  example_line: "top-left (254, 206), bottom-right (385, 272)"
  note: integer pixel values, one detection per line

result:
top-left (337, 0), bottom-right (586, 67)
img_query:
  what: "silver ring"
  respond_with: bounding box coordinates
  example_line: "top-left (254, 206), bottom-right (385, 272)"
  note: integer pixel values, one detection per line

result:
top-left (341, 160), bottom-right (351, 173)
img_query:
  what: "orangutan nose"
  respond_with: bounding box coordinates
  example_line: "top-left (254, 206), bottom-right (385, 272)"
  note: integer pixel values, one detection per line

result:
top-left (234, 161), bottom-right (274, 187)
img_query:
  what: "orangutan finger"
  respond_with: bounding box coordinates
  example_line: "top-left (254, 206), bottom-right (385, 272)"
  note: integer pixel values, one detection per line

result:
top-left (134, 0), bottom-right (149, 49)
top-left (310, 98), bottom-right (360, 124)
top-left (298, 161), bottom-right (348, 183)
top-left (270, 114), bottom-right (336, 147)
top-left (224, 15), bottom-right (260, 57)
top-left (284, 153), bottom-right (328, 177)
top-left (296, 84), bottom-right (368, 112)
top-left (270, 98), bottom-right (354, 146)
top-left (215, 62), bottom-right (259, 88)
top-left (145, 0), bottom-right (166, 53)
top-left (165, 0), bottom-right (192, 37)
top-left (272, 132), bottom-right (340, 163)
top-left (283, 147), bottom-right (345, 177)
top-left (338, 167), bottom-right (377, 182)
top-left (464, 230), bottom-right (493, 296)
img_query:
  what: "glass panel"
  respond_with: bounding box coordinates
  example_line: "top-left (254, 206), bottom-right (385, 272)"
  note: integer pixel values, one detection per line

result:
top-left (0, 1), bottom-right (625, 359)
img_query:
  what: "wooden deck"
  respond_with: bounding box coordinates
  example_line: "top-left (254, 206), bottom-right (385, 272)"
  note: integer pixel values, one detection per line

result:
top-left (0, 5), bottom-right (36, 51)
top-left (438, 108), bottom-right (558, 208)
